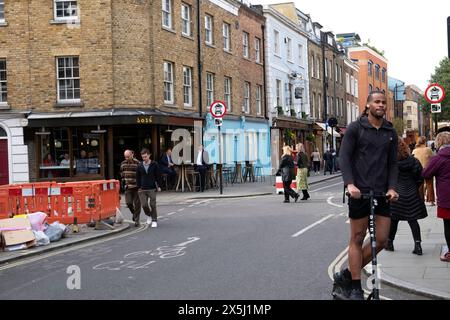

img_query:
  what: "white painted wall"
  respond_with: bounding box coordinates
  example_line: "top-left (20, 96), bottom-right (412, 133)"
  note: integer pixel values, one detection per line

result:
top-left (0, 116), bottom-right (29, 184)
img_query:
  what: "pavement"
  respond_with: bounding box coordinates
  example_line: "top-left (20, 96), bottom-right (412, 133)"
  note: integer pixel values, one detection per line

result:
top-left (1, 171), bottom-right (449, 299)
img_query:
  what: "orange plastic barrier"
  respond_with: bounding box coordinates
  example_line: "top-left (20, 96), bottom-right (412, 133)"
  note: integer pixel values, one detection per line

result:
top-left (0, 180), bottom-right (120, 225)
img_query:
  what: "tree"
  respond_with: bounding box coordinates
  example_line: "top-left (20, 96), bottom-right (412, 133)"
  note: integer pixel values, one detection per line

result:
top-left (420, 57), bottom-right (450, 121)
top-left (391, 118), bottom-right (405, 136)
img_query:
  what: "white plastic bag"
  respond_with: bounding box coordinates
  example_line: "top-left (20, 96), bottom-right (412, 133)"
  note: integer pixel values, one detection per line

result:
top-left (114, 208), bottom-right (124, 224)
top-left (32, 230), bottom-right (50, 246)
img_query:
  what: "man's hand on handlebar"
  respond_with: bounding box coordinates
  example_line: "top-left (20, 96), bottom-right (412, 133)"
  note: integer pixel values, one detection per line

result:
top-left (347, 184), bottom-right (361, 199)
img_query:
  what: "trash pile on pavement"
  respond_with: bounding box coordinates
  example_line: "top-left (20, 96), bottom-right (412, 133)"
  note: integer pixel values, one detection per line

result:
top-left (0, 212), bottom-right (70, 252)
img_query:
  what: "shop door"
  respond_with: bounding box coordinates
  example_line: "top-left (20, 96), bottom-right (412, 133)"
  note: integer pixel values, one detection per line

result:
top-left (0, 139), bottom-right (9, 185)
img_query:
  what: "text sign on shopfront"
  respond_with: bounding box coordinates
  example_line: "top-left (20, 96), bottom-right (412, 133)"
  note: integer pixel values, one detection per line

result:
top-left (136, 116), bottom-right (153, 124)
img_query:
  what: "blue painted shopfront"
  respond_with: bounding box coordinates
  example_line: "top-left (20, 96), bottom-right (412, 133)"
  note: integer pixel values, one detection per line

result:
top-left (203, 114), bottom-right (272, 175)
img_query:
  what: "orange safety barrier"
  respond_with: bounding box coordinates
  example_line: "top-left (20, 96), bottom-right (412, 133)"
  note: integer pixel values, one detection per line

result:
top-left (0, 180), bottom-right (120, 225)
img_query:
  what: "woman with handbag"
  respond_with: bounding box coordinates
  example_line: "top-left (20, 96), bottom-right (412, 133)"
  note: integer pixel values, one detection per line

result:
top-left (278, 146), bottom-right (299, 203)
top-left (296, 143), bottom-right (310, 200)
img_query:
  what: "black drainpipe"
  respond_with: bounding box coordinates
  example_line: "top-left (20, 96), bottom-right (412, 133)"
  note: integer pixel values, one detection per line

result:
top-left (197, 0), bottom-right (203, 120)
top-left (262, 24), bottom-right (268, 120)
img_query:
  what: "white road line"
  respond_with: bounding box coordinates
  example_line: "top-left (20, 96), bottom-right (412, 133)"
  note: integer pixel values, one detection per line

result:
top-left (177, 208), bottom-right (184, 212)
top-left (310, 181), bottom-right (343, 193)
top-left (327, 196), bottom-right (343, 208)
top-left (291, 214), bottom-right (335, 238)
top-left (167, 212), bottom-right (176, 216)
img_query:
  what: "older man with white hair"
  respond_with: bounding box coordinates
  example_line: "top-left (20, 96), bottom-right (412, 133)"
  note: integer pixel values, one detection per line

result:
top-left (120, 149), bottom-right (141, 226)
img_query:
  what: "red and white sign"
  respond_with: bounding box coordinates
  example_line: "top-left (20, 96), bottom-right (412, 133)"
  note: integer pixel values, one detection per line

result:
top-left (209, 101), bottom-right (227, 118)
top-left (424, 83), bottom-right (445, 104)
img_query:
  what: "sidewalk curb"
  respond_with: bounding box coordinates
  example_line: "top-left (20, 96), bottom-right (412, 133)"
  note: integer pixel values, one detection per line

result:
top-left (363, 266), bottom-right (450, 300)
top-left (186, 174), bottom-right (342, 200)
top-left (0, 223), bottom-right (131, 266)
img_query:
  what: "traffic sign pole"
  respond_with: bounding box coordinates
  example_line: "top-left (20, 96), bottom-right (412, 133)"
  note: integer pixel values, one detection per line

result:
top-left (219, 125), bottom-right (223, 195)
top-left (209, 100), bottom-right (227, 195)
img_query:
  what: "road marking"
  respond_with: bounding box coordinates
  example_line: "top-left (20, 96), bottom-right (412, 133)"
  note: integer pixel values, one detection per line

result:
top-left (0, 224), bottom-right (149, 271)
top-left (327, 196), bottom-right (343, 208)
top-left (177, 208), bottom-right (184, 212)
top-left (167, 212), bottom-right (176, 216)
top-left (291, 214), bottom-right (335, 238)
top-left (310, 182), bottom-right (343, 193)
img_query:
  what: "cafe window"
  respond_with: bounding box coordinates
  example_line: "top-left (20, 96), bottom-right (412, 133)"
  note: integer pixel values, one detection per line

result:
top-left (37, 127), bottom-right (104, 180)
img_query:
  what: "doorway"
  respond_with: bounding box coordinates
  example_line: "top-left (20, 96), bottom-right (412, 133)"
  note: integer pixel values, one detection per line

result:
top-left (0, 138), bottom-right (9, 185)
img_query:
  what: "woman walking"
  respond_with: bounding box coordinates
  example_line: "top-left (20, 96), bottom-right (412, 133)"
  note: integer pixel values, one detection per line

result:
top-left (422, 132), bottom-right (450, 262)
top-left (386, 138), bottom-right (427, 255)
top-left (311, 148), bottom-right (321, 175)
top-left (296, 143), bottom-right (310, 200)
top-left (278, 146), bottom-right (299, 203)
top-left (412, 136), bottom-right (435, 205)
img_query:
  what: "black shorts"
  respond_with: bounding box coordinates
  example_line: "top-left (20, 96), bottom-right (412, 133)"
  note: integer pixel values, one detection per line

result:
top-left (348, 197), bottom-right (391, 220)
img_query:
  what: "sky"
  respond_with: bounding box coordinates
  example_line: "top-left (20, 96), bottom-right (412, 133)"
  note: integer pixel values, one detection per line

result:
top-left (251, 0), bottom-right (450, 91)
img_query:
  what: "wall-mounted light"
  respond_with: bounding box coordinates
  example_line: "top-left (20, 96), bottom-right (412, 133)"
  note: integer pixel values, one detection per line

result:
top-left (165, 126), bottom-right (173, 133)
top-left (91, 125), bottom-right (106, 134)
top-left (91, 139), bottom-right (98, 147)
top-left (35, 127), bottom-right (50, 135)
top-left (55, 140), bottom-right (62, 148)
top-left (118, 138), bottom-right (125, 145)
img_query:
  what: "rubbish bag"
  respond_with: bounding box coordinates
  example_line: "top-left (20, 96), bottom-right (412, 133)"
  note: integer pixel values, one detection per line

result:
top-left (33, 230), bottom-right (50, 246)
top-left (44, 224), bottom-right (64, 242)
top-left (114, 208), bottom-right (124, 224)
top-left (27, 212), bottom-right (48, 231)
top-left (49, 221), bottom-right (70, 237)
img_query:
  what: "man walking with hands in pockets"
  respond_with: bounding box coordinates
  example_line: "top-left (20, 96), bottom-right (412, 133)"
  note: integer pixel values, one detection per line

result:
top-left (136, 149), bottom-right (161, 228)
top-left (333, 91), bottom-right (399, 300)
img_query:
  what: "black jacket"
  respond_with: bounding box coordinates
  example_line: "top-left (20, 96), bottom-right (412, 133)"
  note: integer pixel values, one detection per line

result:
top-left (339, 116), bottom-right (398, 193)
top-left (278, 155), bottom-right (295, 182)
top-left (136, 161), bottom-right (161, 190)
top-left (390, 156), bottom-right (427, 220)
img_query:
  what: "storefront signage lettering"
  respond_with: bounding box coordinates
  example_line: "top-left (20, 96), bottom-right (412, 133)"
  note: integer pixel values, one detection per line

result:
top-left (137, 117), bottom-right (153, 124)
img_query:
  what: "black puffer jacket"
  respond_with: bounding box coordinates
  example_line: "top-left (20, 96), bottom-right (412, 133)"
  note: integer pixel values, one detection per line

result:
top-left (390, 156), bottom-right (428, 221)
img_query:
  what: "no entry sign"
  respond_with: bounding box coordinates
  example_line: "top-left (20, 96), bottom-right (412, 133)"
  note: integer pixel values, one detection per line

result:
top-left (424, 83), bottom-right (445, 104)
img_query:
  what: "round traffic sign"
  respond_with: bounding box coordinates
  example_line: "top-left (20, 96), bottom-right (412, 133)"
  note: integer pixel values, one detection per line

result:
top-left (327, 117), bottom-right (338, 128)
top-left (424, 83), bottom-right (445, 104)
top-left (209, 100), bottom-right (227, 119)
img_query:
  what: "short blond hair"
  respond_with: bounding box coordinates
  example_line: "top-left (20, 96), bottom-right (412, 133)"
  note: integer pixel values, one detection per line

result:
top-left (296, 143), bottom-right (305, 153)
top-left (282, 145), bottom-right (292, 156)
top-left (435, 132), bottom-right (450, 150)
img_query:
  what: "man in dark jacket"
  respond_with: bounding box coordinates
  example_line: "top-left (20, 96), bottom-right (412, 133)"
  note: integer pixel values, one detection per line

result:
top-left (333, 91), bottom-right (399, 300)
top-left (159, 148), bottom-right (177, 188)
top-left (136, 148), bottom-right (161, 228)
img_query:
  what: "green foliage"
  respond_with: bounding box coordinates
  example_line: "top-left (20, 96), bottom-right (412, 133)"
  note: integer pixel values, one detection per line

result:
top-left (420, 58), bottom-right (450, 121)
top-left (391, 118), bottom-right (405, 135)
top-left (276, 106), bottom-right (284, 116)
top-left (363, 40), bottom-right (385, 57)
top-left (290, 109), bottom-right (296, 117)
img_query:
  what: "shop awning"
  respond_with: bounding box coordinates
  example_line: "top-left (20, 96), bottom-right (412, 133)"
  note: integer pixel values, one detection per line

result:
top-left (315, 122), bottom-right (339, 136)
top-left (26, 108), bottom-right (203, 127)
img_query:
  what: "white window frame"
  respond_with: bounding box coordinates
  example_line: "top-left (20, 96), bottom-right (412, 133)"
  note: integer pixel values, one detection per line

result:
top-left (164, 61), bottom-right (174, 104)
top-left (205, 15), bottom-right (213, 45)
top-left (223, 23), bottom-right (230, 51)
top-left (311, 93), bottom-right (316, 119)
top-left (355, 79), bottom-right (359, 98)
top-left (206, 72), bottom-right (214, 106)
top-left (274, 30), bottom-right (280, 56)
top-left (325, 58), bottom-right (328, 78)
top-left (243, 32), bottom-right (249, 58)
top-left (54, 0), bottom-right (79, 21)
top-left (346, 73), bottom-right (350, 93)
top-left (350, 76), bottom-right (355, 96)
top-left (243, 82), bottom-right (250, 113)
top-left (0, 0), bottom-right (5, 22)
top-left (181, 3), bottom-right (191, 36)
top-left (276, 79), bottom-right (282, 107)
top-left (316, 56), bottom-right (320, 79)
top-left (286, 37), bottom-right (292, 62)
top-left (311, 55), bottom-right (315, 78)
top-left (335, 63), bottom-right (338, 83)
top-left (256, 85), bottom-right (262, 115)
top-left (162, 0), bottom-right (172, 29)
top-left (56, 56), bottom-right (81, 103)
top-left (183, 66), bottom-right (192, 107)
top-left (255, 38), bottom-right (261, 63)
top-left (224, 77), bottom-right (232, 112)
top-left (0, 59), bottom-right (7, 104)
top-left (298, 44), bottom-right (303, 66)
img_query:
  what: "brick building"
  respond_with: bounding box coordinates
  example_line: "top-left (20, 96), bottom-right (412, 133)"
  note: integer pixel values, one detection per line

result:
top-left (0, 0), bottom-right (269, 183)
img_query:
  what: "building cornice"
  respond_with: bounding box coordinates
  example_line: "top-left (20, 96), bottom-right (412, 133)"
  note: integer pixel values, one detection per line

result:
top-left (348, 46), bottom-right (388, 63)
top-left (263, 7), bottom-right (309, 39)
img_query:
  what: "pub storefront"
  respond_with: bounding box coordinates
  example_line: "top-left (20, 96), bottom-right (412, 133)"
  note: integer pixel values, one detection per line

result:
top-left (25, 109), bottom-right (202, 182)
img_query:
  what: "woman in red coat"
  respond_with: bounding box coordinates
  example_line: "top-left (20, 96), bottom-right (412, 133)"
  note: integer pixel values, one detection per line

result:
top-left (423, 132), bottom-right (450, 262)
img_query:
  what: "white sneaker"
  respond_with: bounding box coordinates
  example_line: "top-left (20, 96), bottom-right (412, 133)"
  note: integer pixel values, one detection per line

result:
top-left (146, 217), bottom-right (152, 225)
top-left (151, 221), bottom-right (158, 228)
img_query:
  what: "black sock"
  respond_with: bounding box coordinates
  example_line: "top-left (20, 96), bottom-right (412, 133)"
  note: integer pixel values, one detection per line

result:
top-left (351, 279), bottom-right (362, 290)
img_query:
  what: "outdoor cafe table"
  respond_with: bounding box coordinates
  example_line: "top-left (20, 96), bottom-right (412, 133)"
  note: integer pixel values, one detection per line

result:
top-left (175, 161), bottom-right (193, 192)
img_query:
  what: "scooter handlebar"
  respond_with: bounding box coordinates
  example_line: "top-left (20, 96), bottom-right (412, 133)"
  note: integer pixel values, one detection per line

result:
top-left (345, 191), bottom-right (391, 200)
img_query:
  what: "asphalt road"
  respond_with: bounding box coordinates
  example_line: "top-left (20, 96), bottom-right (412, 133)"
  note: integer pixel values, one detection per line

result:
top-left (0, 177), bottom-right (428, 300)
